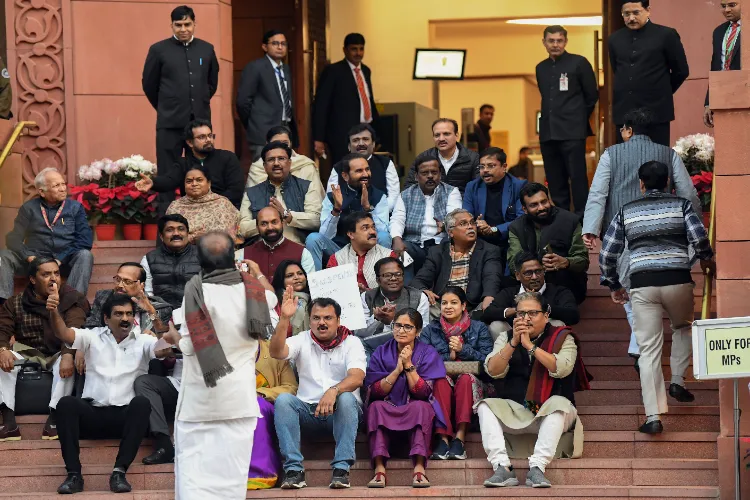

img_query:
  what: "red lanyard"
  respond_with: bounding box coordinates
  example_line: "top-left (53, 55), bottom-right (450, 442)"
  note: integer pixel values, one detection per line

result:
top-left (41, 200), bottom-right (65, 231)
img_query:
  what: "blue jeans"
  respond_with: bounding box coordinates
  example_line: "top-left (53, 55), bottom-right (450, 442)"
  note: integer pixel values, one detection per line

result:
top-left (274, 392), bottom-right (362, 472)
top-left (305, 231), bottom-right (392, 271)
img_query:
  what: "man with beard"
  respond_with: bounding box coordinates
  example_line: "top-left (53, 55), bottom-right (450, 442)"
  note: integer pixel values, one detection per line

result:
top-left (405, 118), bottom-right (480, 195)
top-left (271, 295), bottom-right (366, 489)
top-left (85, 263), bottom-right (172, 333)
top-left (508, 183), bottom-right (588, 304)
top-left (412, 209), bottom-right (503, 317)
top-left (391, 154), bottom-right (462, 282)
top-left (306, 154), bottom-right (391, 270)
top-left (244, 206), bottom-right (315, 278)
top-left (482, 252), bottom-right (579, 339)
top-left (50, 293), bottom-right (172, 494)
top-left (0, 258), bottom-right (89, 441)
top-left (463, 147), bottom-right (527, 272)
top-left (239, 141), bottom-right (323, 245)
top-left (135, 119), bottom-right (244, 210)
top-left (355, 257), bottom-right (430, 354)
top-left (326, 212), bottom-right (396, 291)
top-left (326, 124), bottom-right (400, 212)
top-left (140, 214), bottom-right (200, 310)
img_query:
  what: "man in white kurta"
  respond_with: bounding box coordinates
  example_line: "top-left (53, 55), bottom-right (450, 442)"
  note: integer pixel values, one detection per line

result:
top-left (167, 232), bottom-right (278, 500)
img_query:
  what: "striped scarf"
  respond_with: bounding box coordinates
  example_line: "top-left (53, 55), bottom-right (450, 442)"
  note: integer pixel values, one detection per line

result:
top-left (446, 243), bottom-right (475, 291)
top-left (400, 183), bottom-right (449, 243)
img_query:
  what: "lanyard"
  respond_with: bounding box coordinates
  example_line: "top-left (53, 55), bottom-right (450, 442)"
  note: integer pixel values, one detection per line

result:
top-left (41, 200), bottom-right (65, 231)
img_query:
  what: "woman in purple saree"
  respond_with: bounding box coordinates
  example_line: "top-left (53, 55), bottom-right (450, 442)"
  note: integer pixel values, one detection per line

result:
top-left (365, 308), bottom-right (447, 488)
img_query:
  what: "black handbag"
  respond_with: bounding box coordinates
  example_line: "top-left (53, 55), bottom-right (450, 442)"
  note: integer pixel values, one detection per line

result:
top-left (14, 361), bottom-right (53, 416)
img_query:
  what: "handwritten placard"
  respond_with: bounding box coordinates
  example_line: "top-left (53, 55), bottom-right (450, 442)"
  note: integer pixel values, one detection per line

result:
top-left (308, 264), bottom-right (366, 330)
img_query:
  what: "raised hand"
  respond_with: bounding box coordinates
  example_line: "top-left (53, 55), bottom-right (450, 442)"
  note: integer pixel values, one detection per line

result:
top-left (135, 173), bottom-right (154, 193)
top-left (46, 282), bottom-right (60, 311)
top-left (269, 197), bottom-right (285, 217)
top-left (399, 344), bottom-right (413, 366)
top-left (360, 183), bottom-right (371, 211)
top-left (241, 259), bottom-right (262, 278)
top-left (131, 292), bottom-right (155, 315)
top-left (448, 336), bottom-right (463, 353)
top-left (280, 285), bottom-right (299, 320)
top-left (331, 184), bottom-right (344, 210)
top-left (476, 214), bottom-right (492, 236)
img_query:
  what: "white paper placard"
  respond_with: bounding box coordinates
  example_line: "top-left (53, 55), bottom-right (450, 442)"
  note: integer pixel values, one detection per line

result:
top-left (308, 264), bottom-right (366, 330)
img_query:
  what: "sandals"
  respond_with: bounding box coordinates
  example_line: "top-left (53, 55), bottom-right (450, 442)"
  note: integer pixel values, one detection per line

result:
top-left (412, 471), bottom-right (431, 488)
top-left (367, 471), bottom-right (386, 488)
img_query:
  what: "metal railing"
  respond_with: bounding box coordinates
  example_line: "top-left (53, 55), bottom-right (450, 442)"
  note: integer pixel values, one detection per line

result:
top-left (701, 175), bottom-right (717, 320)
top-left (0, 121), bottom-right (36, 171)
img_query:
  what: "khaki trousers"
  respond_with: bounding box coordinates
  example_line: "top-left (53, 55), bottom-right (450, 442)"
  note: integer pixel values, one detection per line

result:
top-left (630, 283), bottom-right (694, 417)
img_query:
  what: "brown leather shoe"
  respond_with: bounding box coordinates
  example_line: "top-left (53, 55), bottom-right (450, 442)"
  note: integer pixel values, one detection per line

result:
top-left (0, 425), bottom-right (21, 441)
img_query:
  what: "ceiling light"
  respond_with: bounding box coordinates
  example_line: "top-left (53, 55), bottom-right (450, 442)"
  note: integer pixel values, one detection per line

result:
top-left (506, 16), bottom-right (603, 26)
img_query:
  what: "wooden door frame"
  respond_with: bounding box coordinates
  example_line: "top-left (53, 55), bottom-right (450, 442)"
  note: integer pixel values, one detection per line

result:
top-left (602, 0), bottom-right (625, 146)
top-left (292, 0), bottom-right (311, 157)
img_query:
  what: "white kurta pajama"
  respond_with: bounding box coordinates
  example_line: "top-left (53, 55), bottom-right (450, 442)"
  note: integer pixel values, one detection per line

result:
top-left (174, 283), bottom-right (277, 500)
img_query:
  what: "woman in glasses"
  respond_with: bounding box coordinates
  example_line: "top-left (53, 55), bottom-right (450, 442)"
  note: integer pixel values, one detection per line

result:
top-left (420, 286), bottom-right (494, 460)
top-left (477, 291), bottom-right (591, 489)
top-left (364, 308), bottom-right (446, 488)
top-left (271, 260), bottom-right (310, 336)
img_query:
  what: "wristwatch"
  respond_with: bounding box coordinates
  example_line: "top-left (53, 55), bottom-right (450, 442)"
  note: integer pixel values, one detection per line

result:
top-left (404, 365), bottom-right (416, 373)
top-left (491, 227), bottom-right (498, 234)
top-left (329, 385), bottom-right (340, 395)
top-left (282, 208), bottom-right (291, 220)
top-left (528, 345), bottom-right (538, 356)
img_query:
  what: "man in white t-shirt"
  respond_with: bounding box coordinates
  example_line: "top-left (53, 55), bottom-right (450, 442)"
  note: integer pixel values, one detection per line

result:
top-left (48, 291), bottom-right (171, 495)
top-left (270, 293), bottom-right (366, 490)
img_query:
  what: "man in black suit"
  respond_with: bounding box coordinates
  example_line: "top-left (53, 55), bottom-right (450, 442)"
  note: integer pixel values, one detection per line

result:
top-left (236, 30), bottom-right (297, 163)
top-left (609, 0), bottom-right (689, 146)
top-left (313, 33), bottom-right (378, 163)
top-left (704, 1), bottom-right (742, 128)
top-left (142, 5), bottom-right (219, 211)
top-left (536, 25), bottom-right (598, 216)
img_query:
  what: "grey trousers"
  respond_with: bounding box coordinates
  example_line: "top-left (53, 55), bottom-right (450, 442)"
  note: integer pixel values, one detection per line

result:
top-left (133, 374), bottom-right (179, 437)
top-left (630, 283), bottom-right (694, 418)
top-left (0, 249), bottom-right (94, 299)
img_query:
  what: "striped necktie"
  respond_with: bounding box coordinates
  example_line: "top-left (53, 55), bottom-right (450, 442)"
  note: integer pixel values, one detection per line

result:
top-left (724, 22), bottom-right (740, 70)
top-left (276, 65), bottom-right (292, 120)
top-left (354, 67), bottom-right (372, 122)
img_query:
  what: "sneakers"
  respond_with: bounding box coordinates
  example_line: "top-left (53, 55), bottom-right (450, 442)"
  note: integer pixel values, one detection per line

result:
top-left (42, 419), bottom-right (58, 440)
top-left (669, 383), bottom-right (695, 403)
top-left (525, 466), bottom-right (552, 488)
top-left (0, 424), bottom-right (20, 442)
top-left (280, 470), bottom-right (307, 489)
top-left (483, 466), bottom-right (519, 487)
top-left (57, 473), bottom-right (84, 494)
top-left (330, 468), bottom-right (350, 489)
top-left (447, 438), bottom-right (466, 460)
top-left (430, 439), bottom-right (450, 460)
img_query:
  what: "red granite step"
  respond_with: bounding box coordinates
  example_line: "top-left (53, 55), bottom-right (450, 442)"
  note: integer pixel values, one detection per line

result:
top-left (575, 381), bottom-right (717, 406)
top-left (577, 405), bottom-right (720, 432)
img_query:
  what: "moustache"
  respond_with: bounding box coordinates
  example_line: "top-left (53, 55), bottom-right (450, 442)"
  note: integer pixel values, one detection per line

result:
top-left (367, 234), bottom-right (377, 240)
top-left (170, 236), bottom-right (183, 241)
top-left (119, 321), bottom-right (132, 329)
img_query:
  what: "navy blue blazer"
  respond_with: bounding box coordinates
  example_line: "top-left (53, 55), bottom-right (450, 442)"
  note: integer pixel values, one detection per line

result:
top-left (462, 174), bottom-right (527, 241)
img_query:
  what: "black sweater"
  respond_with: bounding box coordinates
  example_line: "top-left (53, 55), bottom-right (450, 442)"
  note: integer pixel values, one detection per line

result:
top-left (481, 283), bottom-right (580, 326)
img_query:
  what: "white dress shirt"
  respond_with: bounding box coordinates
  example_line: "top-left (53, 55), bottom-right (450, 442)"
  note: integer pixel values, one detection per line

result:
top-left (347, 60), bottom-right (372, 124)
top-left (285, 331), bottom-right (367, 404)
top-left (176, 285), bottom-right (278, 422)
top-left (439, 147), bottom-right (460, 174)
top-left (390, 185), bottom-right (462, 245)
top-left (71, 327), bottom-right (158, 407)
top-left (267, 55), bottom-right (291, 122)
top-left (326, 156), bottom-right (401, 212)
top-left (359, 290), bottom-right (430, 338)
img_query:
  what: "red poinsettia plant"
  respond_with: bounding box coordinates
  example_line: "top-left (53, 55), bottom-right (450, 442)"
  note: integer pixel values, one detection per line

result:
top-left (70, 182), bottom-right (157, 224)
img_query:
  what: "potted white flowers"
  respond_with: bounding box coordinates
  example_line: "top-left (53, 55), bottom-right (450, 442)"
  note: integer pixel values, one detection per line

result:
top-left (673, 134), bottom-right (714, 223)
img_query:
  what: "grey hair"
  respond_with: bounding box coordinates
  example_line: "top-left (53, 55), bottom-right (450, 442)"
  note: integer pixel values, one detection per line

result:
top-left (34, 168), bottom-right (59, 190)
top-left (445, 208), bottom-right (472, 230)
top-left (196, 231), bottom-right (236, 272)
top-left (514, 291), bottom-right (551, 314)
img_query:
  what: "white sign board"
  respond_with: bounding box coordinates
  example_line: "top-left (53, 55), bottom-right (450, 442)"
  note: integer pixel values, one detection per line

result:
top-left (308, 264), bottom-right (366, 331)
top-left (693, 316), bottom-right (750, 380)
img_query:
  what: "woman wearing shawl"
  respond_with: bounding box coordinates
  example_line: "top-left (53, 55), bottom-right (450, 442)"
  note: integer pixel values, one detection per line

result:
top-left (166, 165), bottom-right (240, 244)
top-left (365, 308), bottom-right (446, 488)
top-left (420, 286), bottom-right (494, 460)
top-left (248, 340), bottom-right (298, 489)
top-left (478, 292), bottom-right (591, 489)
top-left (271, 260), bottom-right (310, 336)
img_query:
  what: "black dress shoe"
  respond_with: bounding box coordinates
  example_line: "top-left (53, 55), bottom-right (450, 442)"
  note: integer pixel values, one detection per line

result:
top-left (57, 473), bottom-right (84, 494)
top-left (109, 471), bottom-right (132, 493)
top-left (639, 419), bottom-right (664, 434)
top-left (142, 447), bottom-right (175, 465)
top-left (669, 383), bottom-right (695, 403)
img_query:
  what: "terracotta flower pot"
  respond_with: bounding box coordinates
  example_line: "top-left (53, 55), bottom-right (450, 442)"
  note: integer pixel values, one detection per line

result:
top-left (122, 224), bottom-right (143, 241)
top-left (94, 224), bottom-right (116, 241)
top-left (143, 223), bottom-right (158, 241)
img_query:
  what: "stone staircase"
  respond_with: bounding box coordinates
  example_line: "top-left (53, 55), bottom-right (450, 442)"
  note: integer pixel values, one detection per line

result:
top-left (0, 244), bottom-right (721, 499)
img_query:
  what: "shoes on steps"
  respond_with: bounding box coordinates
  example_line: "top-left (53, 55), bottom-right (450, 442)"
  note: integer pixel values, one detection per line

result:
top-left (0, 424), bottom-right (20, 442)
top-left (57, 473), bottom-right (84, 494)
top-left (330, 468), bottom-right (350, 489)
top-left (446, 438), bottom-right (467, 460)
top-left (525, 466), bottom-right (552, 488)
top-left (669, 383), bottom-right (695, 403)
top-left (142, 447), bottom-right (174, 465)
top-left (639, 419), bottom-right (664, 434)
top-left (483, 466), bottom-right (519, 487)
top-left (109, 471), bottom-right (132, 493)
top-left (430, 439), bottom-right (450, 460)
top-left (42, 419), bottom-right (58, 440)
top-left (280, 470), bottom-right (307, 489)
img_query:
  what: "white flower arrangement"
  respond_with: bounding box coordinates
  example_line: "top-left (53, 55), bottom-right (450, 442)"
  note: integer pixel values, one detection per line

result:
top-left (673, 133), bottom-right (715, 165)
top-left (77, 155), bottom-right (157, 185)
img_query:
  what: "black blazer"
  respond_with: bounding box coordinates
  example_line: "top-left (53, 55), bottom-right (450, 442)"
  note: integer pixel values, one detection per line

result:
top-left (312, 59), bottom-right (379, 161)
top-left (236, 57), bottom-right (298, 146)
top-left (706, 21), bottom-right (742, 106)
top-left (142, 37), bottom-right (219, 129)
top-left (608, 22), bottom-right (689, 124)
top-left (411, 239), bottom-right (503, 310)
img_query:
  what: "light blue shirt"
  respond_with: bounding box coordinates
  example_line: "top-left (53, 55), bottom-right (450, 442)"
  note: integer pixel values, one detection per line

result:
top-left (320, 186), bottom-right (390, 239)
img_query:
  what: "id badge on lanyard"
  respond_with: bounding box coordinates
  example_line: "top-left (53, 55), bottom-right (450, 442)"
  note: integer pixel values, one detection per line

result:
top-left (559, 73), bottom-right (569, 92)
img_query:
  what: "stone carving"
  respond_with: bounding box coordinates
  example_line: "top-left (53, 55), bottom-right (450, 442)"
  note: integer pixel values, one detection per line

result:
top-left (13, 0), bottom-right (66, 199)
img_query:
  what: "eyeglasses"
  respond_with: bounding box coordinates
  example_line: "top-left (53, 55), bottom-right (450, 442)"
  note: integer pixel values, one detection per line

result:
top-left (451, 219), bottom-right (477, 229)
top-left (268, 41), bottom-right (288, 47)
top-left (378, 272), bottom-right (404, 280)
top-left (392, 323), bottom-right (416, 332)
top-left (721, 2), bottom-right (739, 9)
top-left (113, 276), bottom-right (139, 287)
top-left (521, 269), bottom-right (545, 278)
top-left (264, 156), bottom-right (290, 165)
top-left (516, 310), bottom-right (544, 319)
top-left (194, 133), bottom-right (216, 141)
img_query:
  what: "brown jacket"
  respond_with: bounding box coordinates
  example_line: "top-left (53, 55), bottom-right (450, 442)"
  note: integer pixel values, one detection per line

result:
top-left (255, 340), bottom-right (297, 402)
